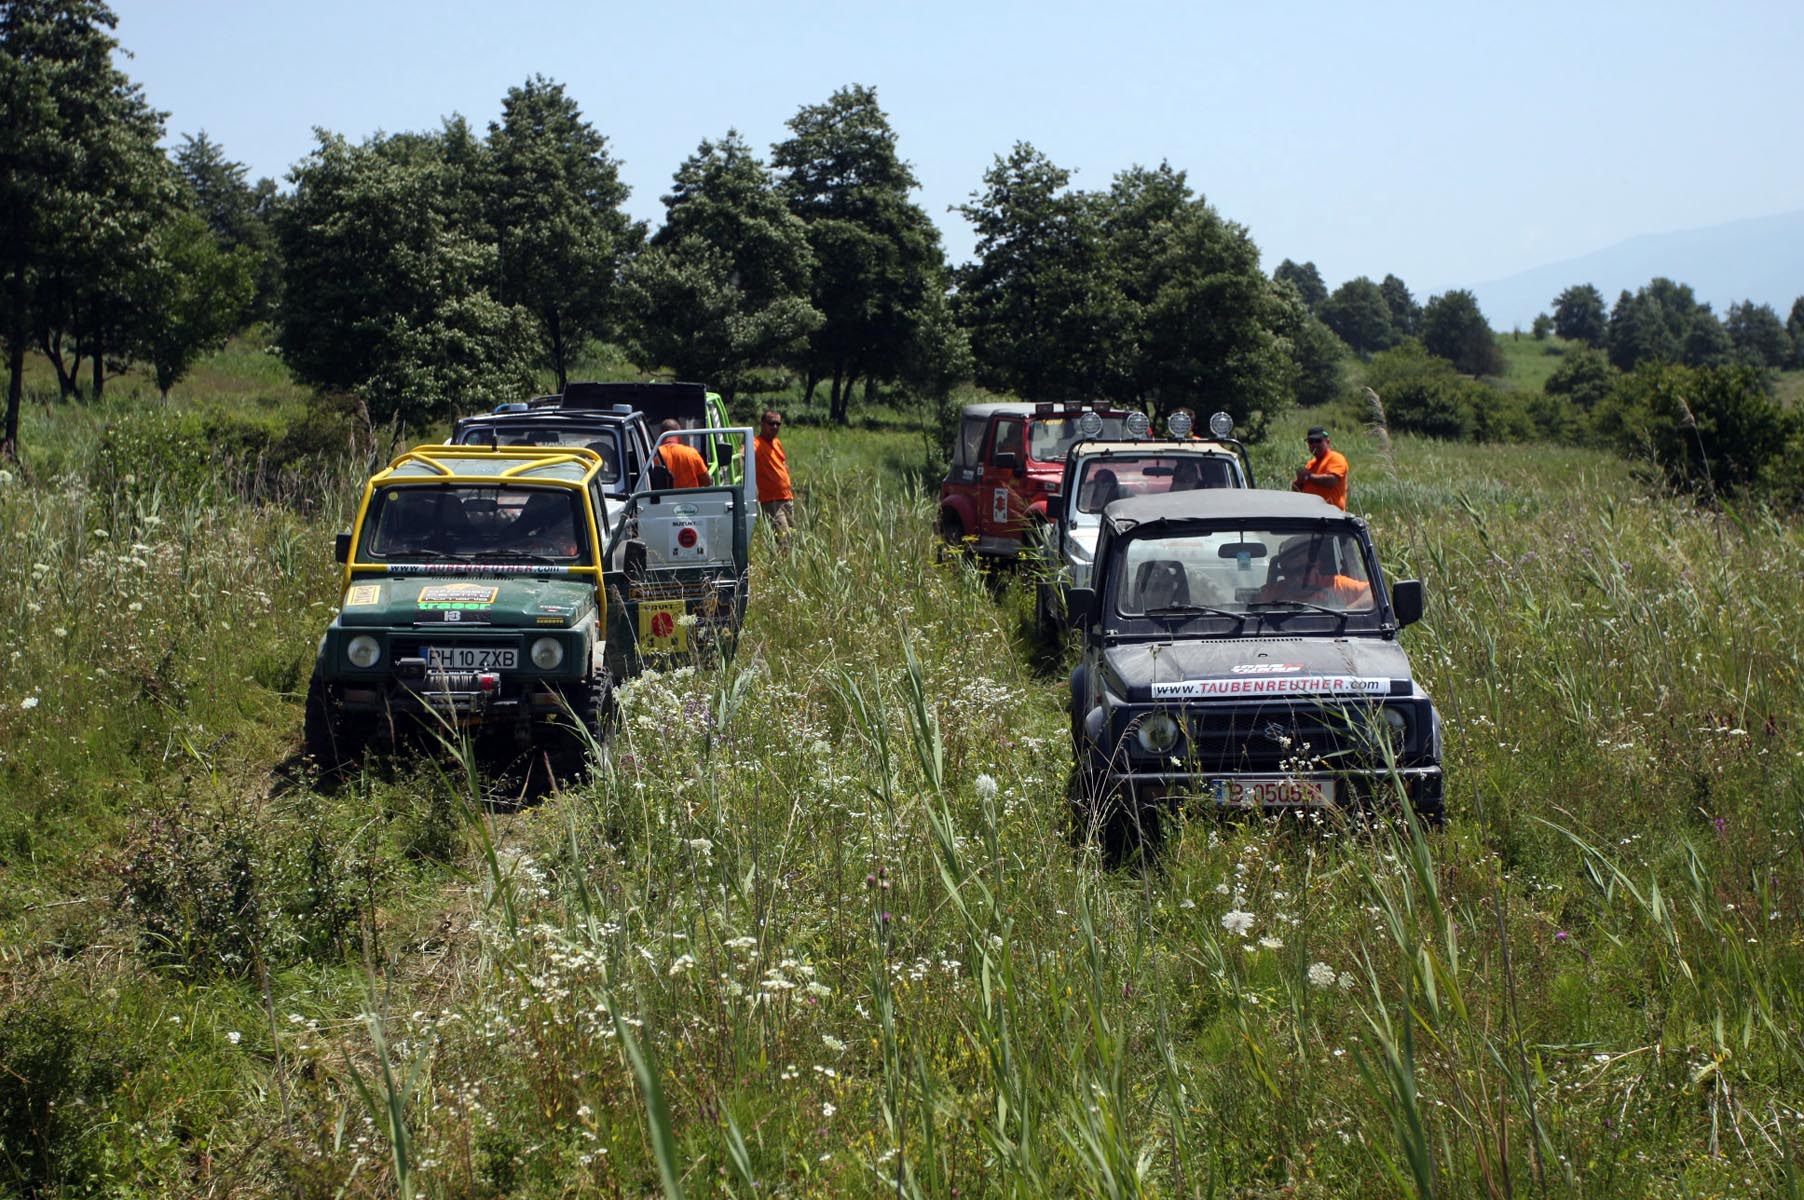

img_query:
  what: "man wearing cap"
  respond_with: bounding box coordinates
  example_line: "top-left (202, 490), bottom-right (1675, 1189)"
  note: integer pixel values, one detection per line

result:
top-left (754, 410), bottom-right (794, 541)
top-left (1293, 427), bottom-right (1349, 510)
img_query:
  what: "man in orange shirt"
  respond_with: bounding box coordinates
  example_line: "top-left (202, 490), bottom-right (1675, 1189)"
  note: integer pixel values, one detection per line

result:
top-left (754, 410), bottom-right (794, 540)
top-left (1292, 426), bottom-right (1349, 510)
top-left (654, 419), bottom-right (712, 489)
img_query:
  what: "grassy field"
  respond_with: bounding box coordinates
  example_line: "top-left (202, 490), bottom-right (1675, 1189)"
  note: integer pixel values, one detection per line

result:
top-left (3, 354), bottom-right (1803, 1199)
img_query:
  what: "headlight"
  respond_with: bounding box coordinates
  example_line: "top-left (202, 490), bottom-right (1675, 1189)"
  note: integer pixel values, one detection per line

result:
top-left (530, 637), bottom-right (564, 670)
top-left (1136, 712), bottom-right (1182, 755)
top-left (346, 635), bottom-right (381, 669)
top-left (1381, 707), bottom-right (1408, 746)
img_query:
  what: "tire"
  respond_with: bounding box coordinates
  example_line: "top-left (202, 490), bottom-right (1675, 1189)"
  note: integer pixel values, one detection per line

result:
top-left (303, 664), bottom-right (362, 775)
top-left (939, 510), bottom-right (966, 552)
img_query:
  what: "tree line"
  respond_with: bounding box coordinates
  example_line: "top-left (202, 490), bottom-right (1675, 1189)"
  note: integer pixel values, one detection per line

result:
top-left (5, 0), bottom-right (1801, 502)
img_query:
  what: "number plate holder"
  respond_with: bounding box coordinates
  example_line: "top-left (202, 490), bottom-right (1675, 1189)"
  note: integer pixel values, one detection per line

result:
top-left (424, 646), bottom-right (516, 672)
top-left (1209, 777), bottom-right (1334, 807)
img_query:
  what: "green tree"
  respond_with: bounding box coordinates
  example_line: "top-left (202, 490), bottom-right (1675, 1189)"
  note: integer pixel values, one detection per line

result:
top-left (1113, 167), bottom-right (1295, 433)
top-left (772, 84), bottom-right (952, 423)
top-left (1379, 274), bottom-right (1420, 337)
top-left (1283, 304), bottom-right (1348, 409)
top-left (1318, 276), bottom-right (1396, 356)
top-left (276, 130), bottom-right (537, 428)
top-left (133, 206), bottom-right (255, 399)
top-left (1606, 278), bottom-right (1728, 370)
top-left (485, 76), bottom-right (643, 392)
top-left (1531, 313), bottom-right (1553, 340)
top-left (1273, 259), bottom-right (1326, 311)
top-left (1787, 297), bottom-right (1804, 369)
top-left (3, 0), bottom-right (173, 438)
top-left (1543, 344), bottom-right (1616, 412)
top-left (955, 143), bottom-right (1123, 404)
top-left (1724, 300), bottom-right (1791, 369)
top-left (1595, 361), bottom-right (1800, 503)
top-left (1420, 289), bottom-right (1504, 376)
top-left (1363, 339), bottom-right (1486, 440)
top-left (620, 131), bottom-right (820, 403)
top-left (1682, 307), bottom-right (1734, 368)
top-left (1552, 283), bottom-right (1607, 345)
top-left (173, 130), bottom-right (279, 320)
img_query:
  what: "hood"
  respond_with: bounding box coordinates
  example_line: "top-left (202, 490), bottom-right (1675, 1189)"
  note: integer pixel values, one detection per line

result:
top-left (338, 574), bottom-right (598, 628)
top-left (1101, 637), bottom-right (1413, 702)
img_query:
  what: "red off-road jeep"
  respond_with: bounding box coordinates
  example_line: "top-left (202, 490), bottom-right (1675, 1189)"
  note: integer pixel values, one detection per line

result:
top-left (937, 402), bottom-right (1151, 559)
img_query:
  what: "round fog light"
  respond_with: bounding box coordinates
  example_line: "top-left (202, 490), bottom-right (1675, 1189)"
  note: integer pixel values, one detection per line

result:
top-left (530, 637), bottom-right (564, 670)
top-left (346, 635), bottom-right (381, 669)
top-left (1137, 712), bottom-right (1182, 755)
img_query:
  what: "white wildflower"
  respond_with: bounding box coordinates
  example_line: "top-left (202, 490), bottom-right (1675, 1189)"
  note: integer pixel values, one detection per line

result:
top-left (1307, 962), bottom-right (1337, 989)
top-left (19, 697), bottom-right (38, 711)
top-left (974, 773), bottom-right (999, 801)
top-left (1221, 910), bottom-right (1255, 937)
top-left (226, 1030), bottom-right (242, 1045)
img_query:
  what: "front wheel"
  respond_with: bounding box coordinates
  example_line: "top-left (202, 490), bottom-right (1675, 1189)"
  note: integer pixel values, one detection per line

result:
top-left (303, 665), bottom-right (363, 776)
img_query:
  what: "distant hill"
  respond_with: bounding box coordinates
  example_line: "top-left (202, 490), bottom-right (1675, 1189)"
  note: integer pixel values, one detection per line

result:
top-left (1467, 209), bottom-right (1804, 331)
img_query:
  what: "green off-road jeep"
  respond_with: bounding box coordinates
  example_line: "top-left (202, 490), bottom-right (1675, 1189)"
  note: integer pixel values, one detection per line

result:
top-left (305, 443), bottom-right (620, 768)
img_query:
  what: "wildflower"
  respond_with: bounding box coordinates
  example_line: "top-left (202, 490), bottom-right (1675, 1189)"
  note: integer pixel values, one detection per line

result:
top-left (669, 954), bottom-right (697, 976)
top-left (53, 628), bottom-right (67, 638)
top-left (677, 613), bottom-right (699, 628)
top-left (1337, 972), bottom-right (1356, 991)
top-left (1259, 935), bottom-right (1284, 950)
top-left (1555, 930), bottom-right (1569, 941)
top-left (1308, 962), bottom-right (1337, 989)
top-left (19, 697), bottom-right (38, 711)
top-left (821, 1101), bottom-right (836, 1117)
top-left (1221, 910), bottom-right (1254, 937)
top-left (226, 1030), bottom-right (242, 1045)
top-left (974, 773), bottom-right (998, 801)
top-left (822, 1034), bottom-right (847, 1053)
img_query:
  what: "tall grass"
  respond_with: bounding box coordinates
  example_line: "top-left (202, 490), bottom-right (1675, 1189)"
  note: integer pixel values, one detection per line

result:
top-left (2, 367), bottom-right (1802, 1196)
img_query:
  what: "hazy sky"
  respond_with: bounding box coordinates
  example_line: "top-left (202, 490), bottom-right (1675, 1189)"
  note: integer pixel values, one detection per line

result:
top-left (114, 0), bottom-right (1804, 301)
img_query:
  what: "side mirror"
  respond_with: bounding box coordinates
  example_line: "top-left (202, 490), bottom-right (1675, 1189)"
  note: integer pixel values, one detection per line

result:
top-left (334, 532), bottom-right (352, 563)
top-left (1390, 579), bottom-right (1424, 627)
top-left (1065, 586), bottom-right (1095, 626)
top-left (623, 538), bottom-right (648, 579)
top-left (991, 451), bottom-right (1018, 472)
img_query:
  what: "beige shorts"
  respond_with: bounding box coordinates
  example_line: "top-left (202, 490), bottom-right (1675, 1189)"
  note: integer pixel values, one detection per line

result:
top-left (760, 499), bottom-right (794, 534)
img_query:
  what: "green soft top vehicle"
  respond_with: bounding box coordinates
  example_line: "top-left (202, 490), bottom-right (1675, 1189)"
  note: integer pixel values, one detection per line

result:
top-left (305, 443), bottom-right (619, 768)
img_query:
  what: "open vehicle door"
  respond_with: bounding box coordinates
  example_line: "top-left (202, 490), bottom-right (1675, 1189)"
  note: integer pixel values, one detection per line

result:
top-left (603, 427), bottom-right (758, 675)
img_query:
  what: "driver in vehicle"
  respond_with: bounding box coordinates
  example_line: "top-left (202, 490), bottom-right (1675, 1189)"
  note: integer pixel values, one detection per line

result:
top-left (1258, 537), bottom-right (1373, 609)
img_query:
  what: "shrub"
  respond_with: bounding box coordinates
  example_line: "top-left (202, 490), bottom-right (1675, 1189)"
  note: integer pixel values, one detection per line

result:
top-left (1360, 341), bottom-right (1486, 440)
top-left (1595, 361), bottom-right (1804, 504)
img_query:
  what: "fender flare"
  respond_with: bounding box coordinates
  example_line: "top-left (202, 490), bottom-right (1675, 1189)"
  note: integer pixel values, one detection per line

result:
top-left (940, 494), bottom-right (979, 536)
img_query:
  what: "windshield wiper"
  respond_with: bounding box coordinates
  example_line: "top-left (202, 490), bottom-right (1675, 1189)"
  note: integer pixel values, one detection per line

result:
top-left (484, 549), bottom-right (561, 564)
top-left (389, 547), bottom-right (469, 561)
top-left (1144, 603), bottom-right (1247, 626)
top-left (1247, 599), bottom-right (1344, 617)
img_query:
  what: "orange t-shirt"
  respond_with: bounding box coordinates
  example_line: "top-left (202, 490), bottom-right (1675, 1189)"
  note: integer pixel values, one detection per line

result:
top-left (657, 441), bottom-right (711, 489)
top-left (754, 434), bottom-right (792, 502)
top-left (1299, 448), bottom-right (1349, 510)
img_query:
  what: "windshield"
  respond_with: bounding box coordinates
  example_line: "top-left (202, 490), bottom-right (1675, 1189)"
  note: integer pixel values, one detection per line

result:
top-left (1074, 455), bottom-right (1239, 515)
top-left (452, 426), bottom-right (621, 484)
top-left (359, 485), bottom-right (590, 564)
top-left (1112, 526), bottom-right (1376, 617)
top-left (1029, 415), bottom-right (1135, 462)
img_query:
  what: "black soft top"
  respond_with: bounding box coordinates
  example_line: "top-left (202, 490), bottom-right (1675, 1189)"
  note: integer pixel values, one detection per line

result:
top-left (1102, 487), bottom-right (1349, 530)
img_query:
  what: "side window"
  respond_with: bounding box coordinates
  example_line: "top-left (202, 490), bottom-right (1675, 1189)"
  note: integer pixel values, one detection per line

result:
top-left (957, 417), bottom-right (987, 469)
top-left (989, 419), bottom-right (1024, 465)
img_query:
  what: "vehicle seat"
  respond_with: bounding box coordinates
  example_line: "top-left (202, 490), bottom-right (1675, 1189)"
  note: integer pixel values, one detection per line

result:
top-left (1082, 470), bottom-right (1121, 512)
top-left (1134, 559), bottom-right (1189, 609)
